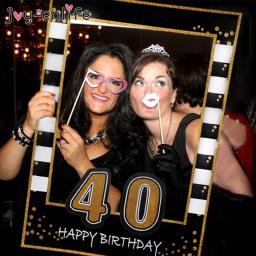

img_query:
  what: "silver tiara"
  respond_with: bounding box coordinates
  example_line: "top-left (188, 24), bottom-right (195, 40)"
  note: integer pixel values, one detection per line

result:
top-left (142, 44), bottom-right (170, 57)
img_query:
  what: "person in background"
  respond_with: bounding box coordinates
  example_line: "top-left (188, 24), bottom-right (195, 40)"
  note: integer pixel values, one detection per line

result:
top-left (175, 53), bottom-right (256, 192)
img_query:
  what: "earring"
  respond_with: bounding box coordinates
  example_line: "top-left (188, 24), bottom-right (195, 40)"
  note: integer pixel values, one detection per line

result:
top-left (171, 102), bottom-right (174, 108)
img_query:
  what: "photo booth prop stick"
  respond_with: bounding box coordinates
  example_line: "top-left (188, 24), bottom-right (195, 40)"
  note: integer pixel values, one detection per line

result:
top-left (66, 76), bottom-right (87, 125)
top-left (142, 93), bottom-right (164, 144)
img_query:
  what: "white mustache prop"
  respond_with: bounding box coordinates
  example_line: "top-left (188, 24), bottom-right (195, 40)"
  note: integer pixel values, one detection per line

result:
top-left (142, 92), bottom-right (164, 145)
top-left (142, 93), bottom-right (160, 108)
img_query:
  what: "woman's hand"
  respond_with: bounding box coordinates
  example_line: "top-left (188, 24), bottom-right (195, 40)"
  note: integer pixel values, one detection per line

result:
top-left (57, 124), bottom-right (92, 176)
top-left (23, 91), bottom-right (55, 137)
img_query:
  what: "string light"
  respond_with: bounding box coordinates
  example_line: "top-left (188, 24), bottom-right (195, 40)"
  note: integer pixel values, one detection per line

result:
top-left (14, 49), bottom-right (19, 54)
top-left (15, 43), bottom-right (19, 48)
top-left (7, 30), bottom-right (12, 36)
top-left (98, 25), bottom-right (102, 30)
top-left (25, 48), bottom-right (29, 52)
top-left (38, 29), bottom-right (43, 34)
top-left (17, 33), bottom-right (21, 38)
top-left (79, 33), bottom-right (83, 37)
top-left (85, 34), bottom-right (89, 39)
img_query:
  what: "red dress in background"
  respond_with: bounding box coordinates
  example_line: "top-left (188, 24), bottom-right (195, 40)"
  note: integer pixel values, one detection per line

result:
top-left (224, 111), bottom-right (256, 192)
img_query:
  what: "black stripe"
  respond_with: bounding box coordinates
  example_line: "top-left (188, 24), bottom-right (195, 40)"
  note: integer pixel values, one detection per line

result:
top-left (201, 123), bottom-right (219, 139)
top-left (43, 70), bottom-right (61, 86)
top-left (37, 132), bottom-right (55, 147)
top-left (211, 62), bottom-right (229, 77)
top-left (33, 161), bottom-right (50, 177)
top-left (196, 154), bottom-right (214, 170)
top-left (48, 38), bottom-right (65, 54)
top-left (191, 184), bottom-right (209, 200)
top-left (205, 92), bottom-right (224, 109)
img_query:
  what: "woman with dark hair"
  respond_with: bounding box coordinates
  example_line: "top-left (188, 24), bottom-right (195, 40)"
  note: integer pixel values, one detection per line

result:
top-left (175, 53), bottom-right (256, 192)
top-left (127, 46), bottom-right (255, 255)
top-left (0, 42), bottom-right (134, 211)
top-left (49, 42), bottom-right (135, 207)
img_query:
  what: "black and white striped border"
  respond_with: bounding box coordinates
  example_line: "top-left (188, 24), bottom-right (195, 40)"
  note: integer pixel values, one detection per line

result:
top-left (31, 22), bottom-right (68, 193)
top-left (188, 44), bottom-right (233, 215)
top-left (30, 22), bottom-right (234, 217)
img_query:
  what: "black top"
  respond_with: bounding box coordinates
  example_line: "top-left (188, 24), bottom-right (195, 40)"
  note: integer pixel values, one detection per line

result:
top-left (143, 113), bottom-right (199, 220)
top-left (50, 147), bottom-right (119, 203)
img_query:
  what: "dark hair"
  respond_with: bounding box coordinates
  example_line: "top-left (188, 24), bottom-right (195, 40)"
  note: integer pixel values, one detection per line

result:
top-left (175, 53), bottom-right (209, 107)
top-left (129, 52), bottom-right (177, 89)
top-left (61, 42), bottom-right (133, 148)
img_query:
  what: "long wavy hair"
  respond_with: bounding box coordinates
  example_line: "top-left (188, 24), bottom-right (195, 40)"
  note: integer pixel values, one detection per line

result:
top-left (60, 42), bottom-right (133, 148)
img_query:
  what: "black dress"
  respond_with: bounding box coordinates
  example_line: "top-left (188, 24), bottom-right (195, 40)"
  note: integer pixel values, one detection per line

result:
top-left (50, 147), bottom-right (120, 203)
top-left (145, 113), bottom-right (256, 255)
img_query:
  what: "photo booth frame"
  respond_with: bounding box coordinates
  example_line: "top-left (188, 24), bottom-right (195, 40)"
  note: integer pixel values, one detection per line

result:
top-left (21, 1), bottom-right (242, 255)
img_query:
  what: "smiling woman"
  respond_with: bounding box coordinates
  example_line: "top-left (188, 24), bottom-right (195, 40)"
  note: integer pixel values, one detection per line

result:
top-left (49, 42), bottom-right (134, 209)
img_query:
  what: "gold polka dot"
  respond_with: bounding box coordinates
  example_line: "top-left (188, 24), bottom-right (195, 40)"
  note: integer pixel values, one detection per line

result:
top-left (206, 31), bottom-right (210, 34)
top-left (206, 160), bottom-right (209, 163)
top-left (37, 232), bottom-right (40, 235)
top-left (52, 18), bottom-right (56, 22)
top-left (26, 231), bottom-right (29, 236)
top-left (208, 156), bottom-right (212, 160)
top-left (49, 38), bottom-right (53, 42)
top-left (32, 207), bottom-right (36, 211)
top-left (201, 28), bottom-right (204, 31)
top-left (48, 232), bottom-right (51, 236)
top-left (181, 236), bottom-right (184, 239)
top-left (192, 230), bottom-right (197, 235)
top-left (218, 95), bottom-right (223, 99)
top-left (193, 239), bottom-right (197, 243)
top-left (185, 240), bottom-right (188, 243)
top-left (183, 245), bottom-right (187, 249)
top-left (193, 27), bottom-right (196, 30)
top-left (43, 229), bottom-right (46, 233)
top-left (222, 67), bottom-right (225, 71)
top-left (49, 224), bottom-right (53, 228)
top-left (197, 25), bottom-right (200, 28)
top-left (224, 64), bottom-right (228, 67)
top-left (224, 32), bottom-right (229, 37)
top-left (201, 190), bottom-right (205, 193)
top-left (214, 26), bottom-right (220, 31)
top-left (211, 129), bottom-right (215, 132)
top-left (214, 125), bottom-right (217, 129)
top-left (39, 235), bottom-right (44, 240)
top-left (52, 8), bottom-right (56, 12)
top-left (230, 31), bottom-right (235, 36)
top-left (216, 40), bottom-right (221, 44)
top-left (62, 19), bottom-right (67, 23)
top-left (38, 218), bottom-right (41, 222)
top-left (172, 243), bottom-right (175, 246)
top-left (30, 230), bottom-right (35, 234)
top-left (219, 31), bottom-right (223, 35)
top-left (27, 222), bottom-right (31, 226)
top-left (46, 70), bottom-right (49, 74)
top-left (188, 254), bottom-right (192, 256)
top-left (217, 99), bottom-right (220, 102)
top-left (35, 161), bottom-right (38, 165)
top-left (227, 41), bottom-right (232, 46)
top-left (29, 215), bottom-right (34, 219)
top-left (171, 251), bottom-right (175, 254)
top-left (43, 215), bottom-right (46, 218)
top-left (38, 224), bottom-right (42, 228)
top-left (177, 249), bottom-right (180, 253)
top-left (203, 186), bottom-right (207, 189)
top-left (193, 246), bottom-right (198, 251)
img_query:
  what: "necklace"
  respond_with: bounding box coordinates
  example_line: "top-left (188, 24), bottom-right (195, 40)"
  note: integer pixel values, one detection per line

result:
top-left (84, 129), bottom-right (107, 145)
top-left (148, 112), bottom-right (172, 156)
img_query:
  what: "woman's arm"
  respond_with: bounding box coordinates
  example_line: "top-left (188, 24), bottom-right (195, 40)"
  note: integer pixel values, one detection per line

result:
top-left (186, 119), bottom-right (253, 197)
top-left (0, 91), bottom-right (55, 180)
top-left (58, 124), bottom-right (121, 211)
